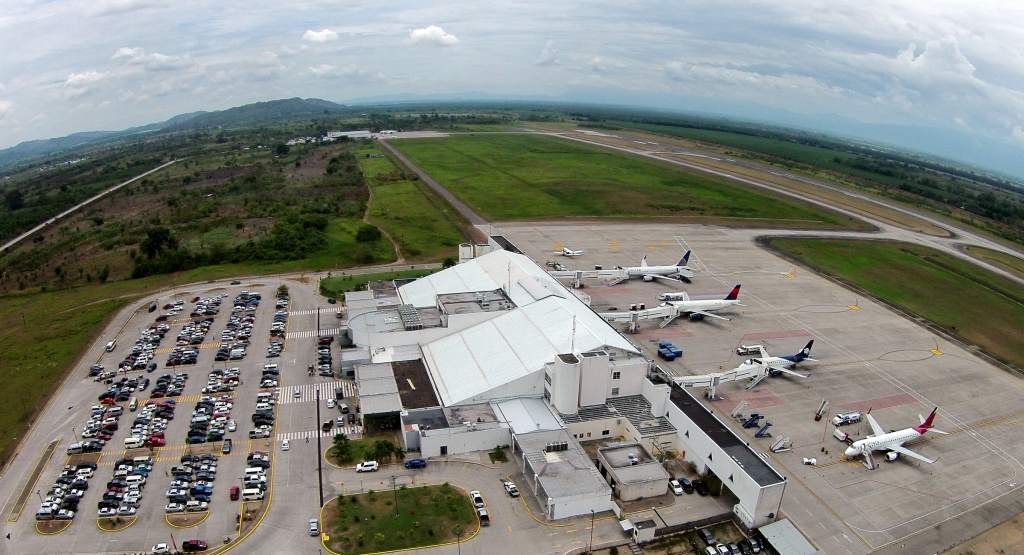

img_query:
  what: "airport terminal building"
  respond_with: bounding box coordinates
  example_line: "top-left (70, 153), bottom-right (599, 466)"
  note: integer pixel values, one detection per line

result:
top-left (341, 247), bottom-right (785, 528)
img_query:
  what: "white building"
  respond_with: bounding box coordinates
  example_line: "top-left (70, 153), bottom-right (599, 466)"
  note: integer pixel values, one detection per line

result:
top-left (344, 247), bottom-right (786, 527)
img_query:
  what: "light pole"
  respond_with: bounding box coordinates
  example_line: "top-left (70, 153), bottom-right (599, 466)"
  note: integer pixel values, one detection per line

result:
top-left (390, 475), bottom-right (398, 516)
top-left (315, 388), bottom-right (324, 507)
top-left (454, 527), bottom-right (462, 555)
top-left (71, 426), bottom-right (79, 443)
top-left (588, 509), bottom-right (595, 554)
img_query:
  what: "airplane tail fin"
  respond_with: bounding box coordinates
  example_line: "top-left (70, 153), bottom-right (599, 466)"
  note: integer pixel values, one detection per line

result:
top-left (725, 284), bottom-right (741, 301)
top-left (914, 407), bottom-right (939, 434)
top-left (640, 255), bottom-right (648, 267)
top-left (677, 250), bottom-right (691, 266)
top-left (799, 340), bottom-right (814, 359)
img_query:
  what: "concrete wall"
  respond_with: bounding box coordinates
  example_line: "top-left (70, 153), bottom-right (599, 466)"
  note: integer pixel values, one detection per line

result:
top-left (550, 355), bottom-right (581, 414)
top-left (579, 351), bottom-right (610, 406)
top-left (616, 479), bottom-right (668, 502)
top-left (609, 357), bottom-right (647, 398)
top-left (566, 417), bottom-right (625, 442)
top-left (548, 492), bottom-right (614, 520)
top-left (660, 397), bottom-right (778, 528)
top-left (419, 424), bottom-right (510, 458)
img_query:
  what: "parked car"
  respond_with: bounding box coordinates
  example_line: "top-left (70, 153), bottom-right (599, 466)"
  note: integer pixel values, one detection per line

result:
top-left (355, 461), bottom-right (379, 472)
top-left (182, 539), bottom-right (208, 552)
top-left (503, 481), bottom-right (519, 497)
top-left (403, 458), bottom-right (426, 469)
top-left (669, 479), bottom-right (684, 495)
top-left (309, 518), bottom-right (320, 536)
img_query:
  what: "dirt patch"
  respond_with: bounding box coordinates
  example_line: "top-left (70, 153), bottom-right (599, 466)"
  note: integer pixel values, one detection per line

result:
top-left (166, 510), bottom-right (209, 528)
top-left (945, 512), bottom-right (1024, 555)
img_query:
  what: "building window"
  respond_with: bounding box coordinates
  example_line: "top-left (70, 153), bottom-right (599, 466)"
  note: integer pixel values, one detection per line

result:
top-left (602, 430), bottom-right (610, 436)
top-left (612, 371), bottom-right (621, 380)
top-left (611, 387), bottom-right (620, 395)
top-left (586, 432), bottom-right (592, 438)
top-left (544, 373), bottom-right (551, 385)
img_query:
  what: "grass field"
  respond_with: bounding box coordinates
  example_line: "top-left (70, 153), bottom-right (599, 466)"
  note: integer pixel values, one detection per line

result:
top-left (355, 144), bottom-right (465, 261)
top-left (963, 245), bottom-right (1024, 281)
top-left (767, 238), bottom-right (1024, 369)
top-left (322, 484), bottom-right (477, 555)
top-left (319, 268), bottom-right (436, 299)
top-left (391, 134), bottom-right (865, 229)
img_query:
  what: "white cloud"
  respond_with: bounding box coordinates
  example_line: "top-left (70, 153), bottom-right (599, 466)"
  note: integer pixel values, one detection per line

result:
top-left (536, 40), bottom-right (558, 66)
top-left (111, 47), bottom-right (189, 71)
top-left (308, 63), bottom-right (387, 82)
top-left (409, 25), bottom-right (459, 46)
top-left (588, 56), bottom-right (623, 73)
top-left (89, 0), bottom-right (160, 16)
top-left (0, 100), bottom-right (12, 120)
top-left (64, 70), bottom-right (105, 87)
top-left (302, 29), bottom-right (338, 43)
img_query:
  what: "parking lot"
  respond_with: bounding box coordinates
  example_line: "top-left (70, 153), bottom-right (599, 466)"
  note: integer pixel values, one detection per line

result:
top-left (0, 276), bottom-right (365, 553)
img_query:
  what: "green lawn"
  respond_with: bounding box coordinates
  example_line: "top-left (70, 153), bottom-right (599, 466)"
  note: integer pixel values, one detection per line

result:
top-left (355, 144), bottom-right (465, 261)
top-left (323, 484), bottom-right (477, 555)
top-left (391, 134), bottom-right (865, 229)
top-left (963, 246), bottom-right (1024, 281)
top-left (768, 238), bottom-right (1024, 369)
top-left (319, 268), bottom-right (436, 299)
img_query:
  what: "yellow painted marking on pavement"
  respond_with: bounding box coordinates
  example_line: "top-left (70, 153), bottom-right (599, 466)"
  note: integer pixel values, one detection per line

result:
top-left (848, 304), bottom-right (861, 311)
top-left (608, 240), bottom-right (620, 252)
top-left (155, 342), bottom-right (219, 354)
top-left (784, 269), bottom-right (797, 279)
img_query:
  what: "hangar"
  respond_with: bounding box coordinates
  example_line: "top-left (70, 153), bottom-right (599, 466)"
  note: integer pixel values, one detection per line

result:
top-left (341, 245), bottom-right (785, 526)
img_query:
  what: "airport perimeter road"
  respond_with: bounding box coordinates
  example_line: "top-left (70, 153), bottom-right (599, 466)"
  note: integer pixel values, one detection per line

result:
top-left (546, 131), bottom-right (1024, 287)
top-left (377, 139), bottom-right (490, 236)
top-left (0, 159), bottom-right (179, 254)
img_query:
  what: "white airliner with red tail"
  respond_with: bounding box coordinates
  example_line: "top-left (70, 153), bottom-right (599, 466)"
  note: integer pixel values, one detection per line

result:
top-left (844, 408), bottom-right (946, 468)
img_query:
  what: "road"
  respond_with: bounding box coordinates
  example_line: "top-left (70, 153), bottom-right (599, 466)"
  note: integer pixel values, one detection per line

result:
top-left (0, 159), bottom-right (179, 254)
top-left (378, 139), bottom-right (489, 242)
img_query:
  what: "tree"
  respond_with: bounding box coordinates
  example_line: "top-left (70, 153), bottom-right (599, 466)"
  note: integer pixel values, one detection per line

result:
top-left (4, 189), bottom-right (24, 210)
top-left (442, 257), bottom-right (456, 268)
top-left (355, 224), bottom-right (382, 243)
top-left (274, 143), bottom-right (290, 156)
top-left (140, 227), bottom-right (177, 259)
top-left (372, 439), bottom-right (396, 463)
top-left (98, 265), bottom-right (110, 283)
top-left (332, 433), bottom-right (352, 462)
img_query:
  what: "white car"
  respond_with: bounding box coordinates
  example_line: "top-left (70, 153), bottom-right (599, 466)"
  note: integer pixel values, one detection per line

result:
top-left (502, 481), bottom-right (519, 497)
top-left (98, 507), bottom-right (117, 517)
top-left (165, 503), bottom-right (185, 513)
top-left (227, 420), bottom-right (237, 432)
top-left (326, 399), bottom-right (336, 409)
top-left (669, 479), bottom-right (684, 495)
top-left (152, 543), bottom-right (171, 554)
top-left (355, 461), bottom-right (379, 472)
top-left (281, 439), bottom-right (290, 451)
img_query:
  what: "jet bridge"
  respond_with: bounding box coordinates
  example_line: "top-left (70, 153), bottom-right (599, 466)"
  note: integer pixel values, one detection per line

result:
top-left (671, 360), bottom-right (769, 399)
top-left (549, 269), bottom-right (629, 288)
top-left (600, 303), bottom-right (702, 330)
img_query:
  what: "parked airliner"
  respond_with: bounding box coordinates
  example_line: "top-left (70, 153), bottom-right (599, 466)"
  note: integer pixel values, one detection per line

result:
top-left (844, 408), bottom-right (946, 468)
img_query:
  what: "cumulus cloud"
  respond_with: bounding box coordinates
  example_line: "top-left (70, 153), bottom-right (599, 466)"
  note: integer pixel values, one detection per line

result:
top-left (409, 25), bottom-right (459, 46)
top-left (309, 64), bottom-right (387, 81)
top-left (89, 0), bottom-right (160, 16)
top-left (111, 47), bottom-right (189, 71)
top-left (64, 70), bottom-right (106, 87)
top-left (536, 41), bottom-right (559, 66)
top-left (302, 29), bottom-right (338, 43)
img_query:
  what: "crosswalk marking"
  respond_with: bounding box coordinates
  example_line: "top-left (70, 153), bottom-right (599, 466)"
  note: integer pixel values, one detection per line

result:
top-left (146, 392), bottom-right (235, 404)
top-left (155, 342), bottom-right (220, 354)
top-left (285, 327), bottom-right (342, 339)
top-left (277, 426), bottom-right (362, 442)
top-left (286, 308), bottom-right (336, 316)
top-left (278, 381), bottom-right (356, 404)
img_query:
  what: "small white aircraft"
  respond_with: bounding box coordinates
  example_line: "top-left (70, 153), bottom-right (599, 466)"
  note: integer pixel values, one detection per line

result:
top-left (844, 408), bottom-right (946, 468)
top-left (552, 247), bottom-right (585, 257)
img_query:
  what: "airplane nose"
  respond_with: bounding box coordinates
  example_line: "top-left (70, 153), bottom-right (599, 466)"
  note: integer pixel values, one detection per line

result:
top-left (844, 446), bottom-right (858, 458)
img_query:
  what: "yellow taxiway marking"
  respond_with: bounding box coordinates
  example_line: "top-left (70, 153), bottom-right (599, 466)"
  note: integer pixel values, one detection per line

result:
top-left (930, 347), bottom-right (944, 357)
top-left (784, 269), bottom-right (797, 279)
top-left (608, 240), bottom-right (620, 252)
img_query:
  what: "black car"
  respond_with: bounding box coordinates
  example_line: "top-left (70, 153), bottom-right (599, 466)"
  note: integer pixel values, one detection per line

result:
top-left (693, 479), bottom-right (710, 496)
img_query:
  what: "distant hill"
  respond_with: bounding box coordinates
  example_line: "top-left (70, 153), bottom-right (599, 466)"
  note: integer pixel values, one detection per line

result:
top-left (0, 98), bottom-right (347, 172)
top-left (164, 98), bottom-right (348, 130)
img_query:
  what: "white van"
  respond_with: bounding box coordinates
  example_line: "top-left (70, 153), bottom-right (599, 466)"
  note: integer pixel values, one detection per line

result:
top-left (244, 467), bottom-right (265, 478)
top-left (242, 488), bottom-right (265, 501)
top-left (105, 339), bottom-right (117, 352)
top-left (125, 474), bottom-right (146, 487)
top-left (133, 456), bottom-right (153, 465)
top-left (124, 437), bottom-right (145, 449)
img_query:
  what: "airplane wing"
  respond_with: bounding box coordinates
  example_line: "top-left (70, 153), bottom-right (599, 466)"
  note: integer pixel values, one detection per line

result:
top-left (644, 274), bottom-right (685, 284)
top-left (889, 445), bottom-right (935, 464)
top-left (690, 310), bottom-right (731, 321)
top-left (771, 366), bottom-right (807, 379)
top-left (756, 346), bottom-right (769, 358)
top-left (865, 413), bottom-right (886, 437)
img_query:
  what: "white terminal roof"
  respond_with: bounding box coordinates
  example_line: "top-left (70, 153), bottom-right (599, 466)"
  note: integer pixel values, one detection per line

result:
top-left (404, 250), bottom-right (639, 407)
top-left (399, 249), bottom-right (566, 309)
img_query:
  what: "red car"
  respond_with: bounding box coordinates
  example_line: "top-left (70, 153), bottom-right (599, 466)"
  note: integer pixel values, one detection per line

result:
top-left (149, 431), bottom-right (165, 439)
top-left (100, 398), bottom-right (116, 406)
top-left (183, 539), bottom-right (208, 552)
top-left (146, 437), bottom-right (166, 447)
top-left (230, 486), bottom-right (240, 501)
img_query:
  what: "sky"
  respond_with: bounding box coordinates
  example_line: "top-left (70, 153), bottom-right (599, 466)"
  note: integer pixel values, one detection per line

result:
top-left (2, 0), bottom-right (1024, 176)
